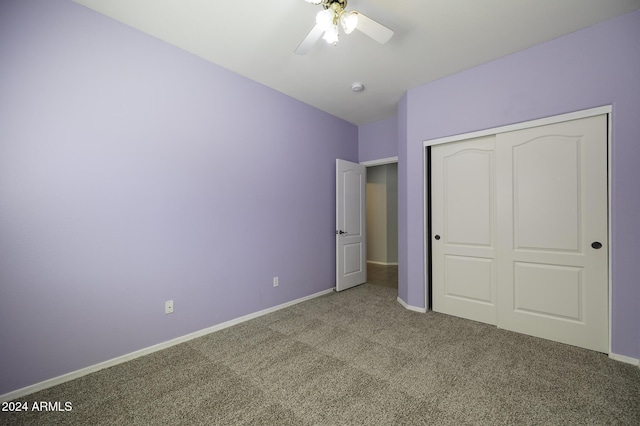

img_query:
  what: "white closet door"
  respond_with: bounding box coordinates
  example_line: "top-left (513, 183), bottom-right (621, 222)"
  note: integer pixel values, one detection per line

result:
top-left (496, 115), bottom-right (608, 352)
top-left (431, 136), bottom-right (498, 325)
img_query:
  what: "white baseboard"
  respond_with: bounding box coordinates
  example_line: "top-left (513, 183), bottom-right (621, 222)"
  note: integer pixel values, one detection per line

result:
top-left (609, 352), bottom-right (640, 367)
top-left (0, 288), bottom-right (334, 403)
top-left (397, 296), bottom-right (427, 313)
top-left (366, 261), bottom-right (399, 266)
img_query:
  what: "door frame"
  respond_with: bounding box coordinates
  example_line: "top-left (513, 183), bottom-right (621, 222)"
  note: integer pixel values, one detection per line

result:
top-left (361, 156), bottom-right (398, 167)
top-left (361, 156), bottom-right (399, 292)
top-left (335, 156), bottom-right (399, 292)
top-left (422, 105), bottom-right (613, 353)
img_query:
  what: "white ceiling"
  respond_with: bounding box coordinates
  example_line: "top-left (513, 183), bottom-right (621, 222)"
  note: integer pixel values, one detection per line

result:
top-left (73, 0), bottom-right (640, 126)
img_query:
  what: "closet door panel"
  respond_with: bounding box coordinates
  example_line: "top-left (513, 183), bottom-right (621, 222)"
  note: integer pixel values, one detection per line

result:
top-left (496, 115), bottom-right (608, 352)
top-left (432, 136), bottom-right (497, 325)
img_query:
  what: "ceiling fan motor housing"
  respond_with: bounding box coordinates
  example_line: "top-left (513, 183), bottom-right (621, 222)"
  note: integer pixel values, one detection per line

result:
top-left (323, 0), bottom-right (348, 11)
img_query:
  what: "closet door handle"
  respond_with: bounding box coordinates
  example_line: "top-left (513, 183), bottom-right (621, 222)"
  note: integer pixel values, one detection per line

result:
top-left (434, 235), bottom-right (441, 240)
top-left (591, 241), bottom-right (602, 249)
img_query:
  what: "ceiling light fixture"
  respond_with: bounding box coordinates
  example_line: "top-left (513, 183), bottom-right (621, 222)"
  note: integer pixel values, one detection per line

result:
top-left (296, 0), bottom-right (393, 55)
top-left (306, 0), bottom-right (358, 46)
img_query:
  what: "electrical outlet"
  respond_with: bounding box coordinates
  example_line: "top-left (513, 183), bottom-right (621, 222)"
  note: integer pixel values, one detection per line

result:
top-left (273, 277), bottom-right (279, 287)
top-left (165, 300), bottom-right (174, 314)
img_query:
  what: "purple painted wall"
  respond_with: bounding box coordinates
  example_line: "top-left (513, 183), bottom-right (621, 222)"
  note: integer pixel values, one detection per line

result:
top-left (358, 116), bottom-right (398, 162)
top-left (398, 10), bottom-right (640, 358)
top-left (397, 97), bottom-right (410, 305)
top-left (0, 0), bottom-right (357, 395)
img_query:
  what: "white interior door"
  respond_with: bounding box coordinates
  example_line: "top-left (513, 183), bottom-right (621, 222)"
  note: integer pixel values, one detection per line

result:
top-left (336, 159), bottom-right (367, 291)
top-left (431, 136), bottom-right (498, 325)
top-left (496, 115), bottom-right (608, 352)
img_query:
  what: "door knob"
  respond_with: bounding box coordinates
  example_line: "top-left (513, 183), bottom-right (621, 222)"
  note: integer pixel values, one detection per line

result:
top-left (336, 230), bottom-right (346, 235)
top-left (434, 235), bottom-right (441, 240)
top-left (591, 242), bottom-right (602, 249)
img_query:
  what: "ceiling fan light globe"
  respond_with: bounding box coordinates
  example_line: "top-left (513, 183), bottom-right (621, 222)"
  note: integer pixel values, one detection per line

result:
top-left (340, 11), bottom-right (358, 34)
top-left (316, 9), bottom-right (335, 30)
top-left (322, 24), bottom-right (340, 44)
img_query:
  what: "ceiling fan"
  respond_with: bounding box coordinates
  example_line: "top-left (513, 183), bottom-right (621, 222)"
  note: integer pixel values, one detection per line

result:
top-left (295, 0), bottom-right (394, 55)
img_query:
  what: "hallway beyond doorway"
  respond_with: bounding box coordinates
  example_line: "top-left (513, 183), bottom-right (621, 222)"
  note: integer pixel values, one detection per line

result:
top-left (366, 263), bottom-right (398, 289)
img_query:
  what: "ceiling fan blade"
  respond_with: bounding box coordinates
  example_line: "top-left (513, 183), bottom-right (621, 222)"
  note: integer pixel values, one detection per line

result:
top-left (355, 12), bottom-right (393, 44)
top-left (295, 23), bottom-right (325, 55)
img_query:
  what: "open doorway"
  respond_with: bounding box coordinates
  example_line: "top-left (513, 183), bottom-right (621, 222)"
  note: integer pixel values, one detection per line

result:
top-left (365, 162), bottom-right (398, 290)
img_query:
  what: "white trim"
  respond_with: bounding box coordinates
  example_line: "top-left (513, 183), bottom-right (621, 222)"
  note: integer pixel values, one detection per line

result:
top-left (422, 106), bottom-right (612, 148)
top-left (397, 296), bottom-right (427, 313)
top-left (360, 156), bottom-right (398, 167)
top-left (423, 106), bottom-right (613, 351)
top-left (609, 353), bottom-right (640, 367)
top-left (0, 288), bottom-right (334, 403)
top-left (423, 136), bottom-right (429, 311)
top-left (366, 260), bottom-right (398, 266)
top-left (607, 112), bottom-right (613, 354)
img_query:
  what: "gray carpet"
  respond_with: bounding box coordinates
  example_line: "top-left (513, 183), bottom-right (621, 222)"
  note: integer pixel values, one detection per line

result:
top-left (2, 284), bottom-right (639, 425)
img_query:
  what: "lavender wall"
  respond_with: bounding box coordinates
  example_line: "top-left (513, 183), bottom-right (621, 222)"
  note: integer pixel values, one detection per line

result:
top-left (358, 115), bottom-right (398, 162)
top-left (398, 10), bottom-right (640, 358)
top-left (397, 97), bottom-right (410, 305)
top-left (0, 0), bottom-right (357, 395)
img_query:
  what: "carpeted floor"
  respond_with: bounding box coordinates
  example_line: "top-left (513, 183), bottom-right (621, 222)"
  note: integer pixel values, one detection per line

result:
top-left (2, 283), bottom-right (639, 425)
